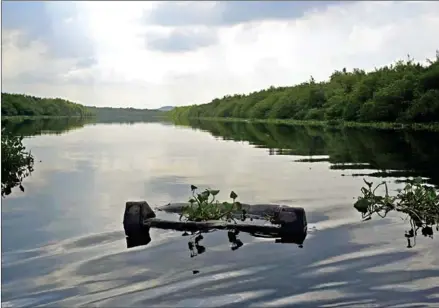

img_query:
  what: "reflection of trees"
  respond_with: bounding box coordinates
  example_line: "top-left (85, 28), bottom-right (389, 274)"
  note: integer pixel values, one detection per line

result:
top-left (1, 117), bottom-right (172, 137)
top-left (0, 118), bottom-right (94, 197)
top-left (1, 117), bottom-right (95, 137)
top-left (174, 119), bottom-right (439, 186)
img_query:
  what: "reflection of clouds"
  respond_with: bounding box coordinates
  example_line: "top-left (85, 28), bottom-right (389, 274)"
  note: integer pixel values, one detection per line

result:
top-left (18, 135), bottom-right (83, 192)
top-left (3, 217), bottom-right (438, 307)
top-left (54, 122), bottom-right (370, 209)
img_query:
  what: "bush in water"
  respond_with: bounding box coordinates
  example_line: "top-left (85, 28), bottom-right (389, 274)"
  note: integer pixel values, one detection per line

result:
top-left (1, 128), bottom-right (34, 197)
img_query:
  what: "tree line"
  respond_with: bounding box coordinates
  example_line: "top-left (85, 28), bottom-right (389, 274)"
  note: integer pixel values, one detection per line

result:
top-left (170, 52), bottom-right (439, 124)
top-left (87, 106), bottom-right (165, 121)
top-left (1, 92), bottom-right (171, 120)
top-left (1, 93), bottom-right (94, 117)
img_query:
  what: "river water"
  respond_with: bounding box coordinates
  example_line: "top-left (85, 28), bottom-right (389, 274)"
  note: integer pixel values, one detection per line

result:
top-left (2, 118), bottom-right (439, 307)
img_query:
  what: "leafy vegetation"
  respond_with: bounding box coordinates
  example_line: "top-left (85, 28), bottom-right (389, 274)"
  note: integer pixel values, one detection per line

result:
top-left (172, 185), bottom-right (252, 258)
top-left (170, 52), bottom-right (439, 126)
top-left (1, 129), bottom-right (34, 197)
top-left (354, 178), bottom-right (439, 248)
top-left (178, 185), bottom-right (287, 258)
top-left (1, 93), bottom-right (94, 117)
top-left (180, 185), bottom-right (243, 222)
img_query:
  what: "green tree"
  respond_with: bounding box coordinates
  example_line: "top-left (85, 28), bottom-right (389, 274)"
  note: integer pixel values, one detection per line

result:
top-left (169, 50), bottom-right (439, 125)
top-left (1, 93), bottom-right (95, 117)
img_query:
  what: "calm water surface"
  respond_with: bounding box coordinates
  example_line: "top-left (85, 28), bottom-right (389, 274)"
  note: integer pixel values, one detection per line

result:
top-left (2, 118), bottom-right (439, 307)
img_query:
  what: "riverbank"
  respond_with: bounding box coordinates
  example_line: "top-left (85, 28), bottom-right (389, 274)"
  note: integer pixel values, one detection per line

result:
top-left (171, 116), bottom-right (439, 132)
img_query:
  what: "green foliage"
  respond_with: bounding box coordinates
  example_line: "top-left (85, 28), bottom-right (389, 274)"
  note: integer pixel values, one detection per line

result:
top-left (1, 93), bottom-right (94, 117)
top-left (180, 186), bottom-right (243, 222)
top-left (1, 129), bottom-right (34, 197)
top-left (169, 52), bottom-right (439, 125)
top-left (354, 178), bottom-right (439, 247)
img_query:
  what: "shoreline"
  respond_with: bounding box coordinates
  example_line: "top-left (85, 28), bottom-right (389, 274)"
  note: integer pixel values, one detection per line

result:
top-left (172, 116), bottom-right (439, 132)
top-left (4, 114), bottom-right (439, 132)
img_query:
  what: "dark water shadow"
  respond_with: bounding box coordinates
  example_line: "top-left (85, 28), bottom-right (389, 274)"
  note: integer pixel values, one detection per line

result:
top-left (1, 117), bottom-right (95, 137)
top-left (173, 119), bottom-right (439, 186)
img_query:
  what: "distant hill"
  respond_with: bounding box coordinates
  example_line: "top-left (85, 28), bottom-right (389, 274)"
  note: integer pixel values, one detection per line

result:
top-left (157, 106), bottom-right (175, 112)
top-left (88, 106), bottom-right (165, 121)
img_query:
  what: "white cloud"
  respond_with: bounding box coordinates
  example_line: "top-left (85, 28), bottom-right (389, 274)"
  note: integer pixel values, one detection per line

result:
top-left (2, 1), bottom-right (439, 108)
top-left (2, 30), bottom-right (48, 81)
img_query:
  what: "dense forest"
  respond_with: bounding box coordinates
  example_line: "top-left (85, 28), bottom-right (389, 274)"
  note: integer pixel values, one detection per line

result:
top-left (170, 52), bottom-right (439, 124)
top-left (1, 93), bottom-right (94, 117)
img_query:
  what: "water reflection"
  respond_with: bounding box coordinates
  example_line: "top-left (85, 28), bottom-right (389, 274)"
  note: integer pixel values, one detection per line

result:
top-left (1, 116), bottom-right (171, 137)
top-left (2, 118), bottom-right (439, 306)
top-left (125, 227), bottom-right (306, 255)
top-left (125, 231), bottom-right (152, 249)
top-left (1, 117), bottom-right (94, 137)
top-left (174, 118), bottom-right (439, 186)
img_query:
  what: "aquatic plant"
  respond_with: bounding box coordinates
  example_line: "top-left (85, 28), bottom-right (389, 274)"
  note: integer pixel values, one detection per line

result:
top-left (1, 129), bottom-right (34, 197)
top-left (180, 185), bottom-right (243, 222)
top-left (354, 178), bottom-right (439, 247)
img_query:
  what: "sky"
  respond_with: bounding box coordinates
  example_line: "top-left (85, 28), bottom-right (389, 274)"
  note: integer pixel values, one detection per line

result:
top-left (2, 1), bottom-right (439, 109)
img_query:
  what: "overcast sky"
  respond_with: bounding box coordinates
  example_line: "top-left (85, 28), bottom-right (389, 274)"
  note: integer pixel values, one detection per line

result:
top-left (2, 1), bottom-right (439, 109)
